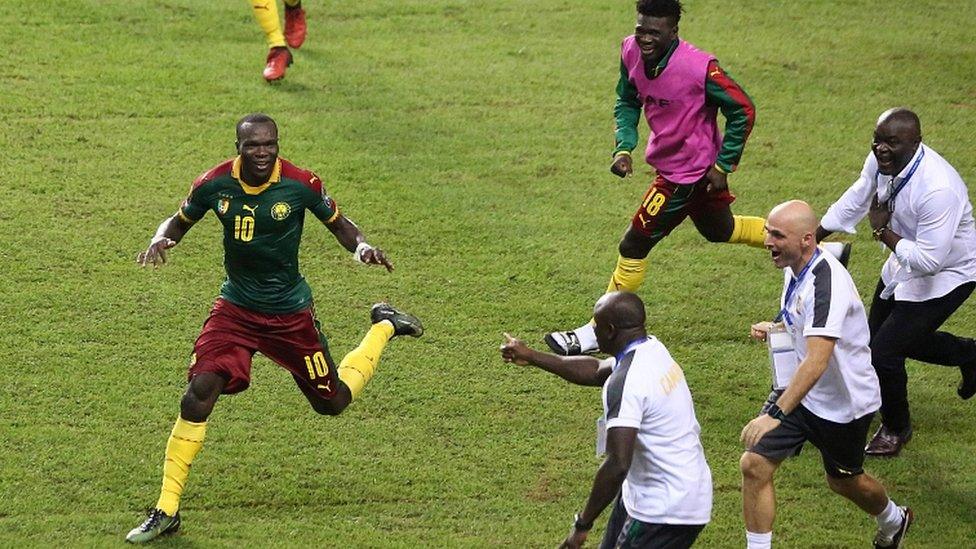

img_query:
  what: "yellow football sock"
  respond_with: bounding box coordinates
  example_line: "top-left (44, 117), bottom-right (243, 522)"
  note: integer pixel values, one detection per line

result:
top-left (728, 215), bottom-right (767, 248)
top-left (605, 255), bottom-right (649, 294)
top-left (338, 321), bottom-right (394, 400)
top-left (156, 417), bottom-right (207, 516)
top-left (250, 0), bottom-right (286, 48)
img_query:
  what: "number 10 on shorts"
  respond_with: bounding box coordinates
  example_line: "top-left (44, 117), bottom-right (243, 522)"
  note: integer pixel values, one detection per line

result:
top-left (304, 351), bottom-right (329, 379)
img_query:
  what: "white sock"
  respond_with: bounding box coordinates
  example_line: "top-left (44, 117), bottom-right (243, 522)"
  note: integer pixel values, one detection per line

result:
top-left (574, 323), bottom-right (597, 351)
top-left (875, 499), bottom-right (903, 540)
top-left (746, 531), bottom-right (772, 549)
top-left (820, 242), bottom-right (846, 261)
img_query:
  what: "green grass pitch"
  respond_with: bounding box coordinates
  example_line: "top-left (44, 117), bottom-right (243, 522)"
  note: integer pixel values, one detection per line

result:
top-left (2, 0), bottom-right (975, 546)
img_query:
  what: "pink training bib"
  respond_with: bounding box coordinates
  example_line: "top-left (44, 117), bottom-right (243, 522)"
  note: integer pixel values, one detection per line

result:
top-left (620, 37), bottom-right (721, 183)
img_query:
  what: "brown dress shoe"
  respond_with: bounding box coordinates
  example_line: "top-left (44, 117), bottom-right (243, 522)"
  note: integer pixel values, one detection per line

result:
top-left (865, 424), bottom-right (912, 457)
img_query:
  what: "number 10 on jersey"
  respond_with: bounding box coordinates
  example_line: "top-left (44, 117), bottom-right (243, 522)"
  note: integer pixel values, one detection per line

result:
top-left (234, 215), bottom-right (255, 242)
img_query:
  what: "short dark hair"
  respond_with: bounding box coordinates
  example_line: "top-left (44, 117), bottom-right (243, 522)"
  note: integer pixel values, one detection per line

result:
top-left (636, 0), bottom-right (682, 24)
top-left (885, 108), bottom-right (921, 133)
top-left (236, 113), bottom-right (277, 140)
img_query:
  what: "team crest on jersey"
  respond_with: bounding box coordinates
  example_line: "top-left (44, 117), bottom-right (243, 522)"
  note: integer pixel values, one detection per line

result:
top-left (217, 197), bottom-right (231, 216)
top-left (271, 201), bottom-right (292, 221)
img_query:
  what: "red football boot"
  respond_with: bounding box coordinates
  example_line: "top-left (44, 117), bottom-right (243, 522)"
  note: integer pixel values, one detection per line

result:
top-left (284, 6), bottom-right (307, 49)
top-left (263, 47), bottom-right (292, 82)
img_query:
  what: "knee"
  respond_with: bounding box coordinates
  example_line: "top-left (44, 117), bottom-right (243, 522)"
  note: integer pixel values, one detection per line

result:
top-left (701, 224), bottom-right (732, 243)
top-left (740, 452), bottom-right (773, 483)
top-left (180, 390), bottom-right (214, 423)
top-left (618, 229), bottom-right (653, 259)
top-left (180, 374), bottom-right (224, 422)
top-left (696, 213), bottom-right (734, 243)
top-left (870, 341), bottom-right (904, 370)
top-left (705, 231), bottom-right (731, 243)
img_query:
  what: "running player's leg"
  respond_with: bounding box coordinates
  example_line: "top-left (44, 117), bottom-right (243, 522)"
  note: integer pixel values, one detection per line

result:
top-left (249, 0), bottom-right (292, 81)
top-left (283, 0), bottom-right (307, 49)
top-left (687, 175), bottom-right (765, 247)
top-left (263, 303), bottom-right (422, 416)
top-left (127, 300), bottom-right (257, 543)
top-left (809, 412), bottom-right (913, 547)
top-left (250, 0), bottom-right (285, 48)
top-left (690, 183), bottom-right (854, 266)
top-left (546, 176), bottom-right (689, 355)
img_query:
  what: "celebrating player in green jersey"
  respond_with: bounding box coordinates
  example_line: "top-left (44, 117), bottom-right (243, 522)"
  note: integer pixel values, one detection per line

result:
top-left (126, 113), bottom-right (423, 543)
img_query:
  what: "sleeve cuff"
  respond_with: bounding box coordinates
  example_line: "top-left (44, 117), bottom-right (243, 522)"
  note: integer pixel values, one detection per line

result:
top-left (803, 328), bottom-right (842, 339)
top-left (893, 238), bottom-right (916, 270)
top-left (713, 162), bottom-right (732, 174)
top-left (177, 210), bottom-right (199, 224)
top-left (819, 209), bottom-right (857, 234)
top-left (606, 417), bottom-right (641, 429)
top-left (613, 150), bottom-right (632, 158)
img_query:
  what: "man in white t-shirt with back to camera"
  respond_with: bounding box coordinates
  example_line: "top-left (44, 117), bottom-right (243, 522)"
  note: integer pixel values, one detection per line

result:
top-left (501, 291), bottom-right (711, 549)
top-left (741, 200), bottom-right (911, 549)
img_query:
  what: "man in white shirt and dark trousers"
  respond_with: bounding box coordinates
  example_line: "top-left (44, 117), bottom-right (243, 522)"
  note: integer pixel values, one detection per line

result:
top-left (742, 201), bottom-right (911, 549)
top-left (818, 108), bottom-right (976, 457)
top-left (501, 292), bottom-right (711, 549)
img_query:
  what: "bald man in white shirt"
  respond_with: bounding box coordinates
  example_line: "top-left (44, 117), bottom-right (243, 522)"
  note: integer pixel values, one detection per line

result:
top-left (744, 200), bottom-right (911, 549)
top-left (502, 292), bottom-right (711, 549)
top-left (817, 108), bottom-right (976, 457)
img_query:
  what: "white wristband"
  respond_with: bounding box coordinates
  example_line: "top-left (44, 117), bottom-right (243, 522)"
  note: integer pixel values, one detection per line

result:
top-left (353, 241), bottom-right (373, 263)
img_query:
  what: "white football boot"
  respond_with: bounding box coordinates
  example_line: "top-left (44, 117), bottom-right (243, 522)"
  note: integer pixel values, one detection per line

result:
top-left (545, 323), bottom-right (599, 356)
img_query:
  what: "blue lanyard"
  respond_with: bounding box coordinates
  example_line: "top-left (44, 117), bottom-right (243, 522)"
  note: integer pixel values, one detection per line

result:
top-left (614, 336), bottom-right (649, 367)
top-left (875, 147), bottom-right (924, 212)
top-left (775, 248), bottom-right (821, 327)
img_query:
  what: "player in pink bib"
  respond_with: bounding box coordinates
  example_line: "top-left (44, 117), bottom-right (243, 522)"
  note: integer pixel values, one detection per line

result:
top-left (548, 0), bottom-right (775, 356)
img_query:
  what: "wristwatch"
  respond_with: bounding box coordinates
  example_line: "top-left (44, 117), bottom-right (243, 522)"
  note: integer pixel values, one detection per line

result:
top-left (574, 513), bottom-right (594, 531)
top-left (872, 225), bottom-right (888, 241)
top-left (766, 403), bottom-right (787, 421)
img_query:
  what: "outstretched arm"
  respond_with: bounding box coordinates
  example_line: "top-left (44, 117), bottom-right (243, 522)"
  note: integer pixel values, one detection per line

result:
top-left (500, 333), bottom-right (611, 387)
top-left (325, 214), bottom-right (393, 272)
top-left (136, 213), bottom-right (194, 267)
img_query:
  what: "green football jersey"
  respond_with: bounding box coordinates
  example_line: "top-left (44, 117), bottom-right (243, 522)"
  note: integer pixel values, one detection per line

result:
top-left (179, 157), bottom-right (339, 314)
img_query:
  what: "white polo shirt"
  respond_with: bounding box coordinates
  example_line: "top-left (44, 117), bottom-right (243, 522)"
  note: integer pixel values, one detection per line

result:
top-left (780, 252), bottom-right (881, 423)
top-left (602, 337), bottom-right (712, 525)
top-left (821, 144), bottom-right (976, 302)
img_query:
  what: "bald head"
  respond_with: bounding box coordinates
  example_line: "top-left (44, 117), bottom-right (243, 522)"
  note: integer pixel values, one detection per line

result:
top-left (877, 107), bottom-right (921, 139)
top-left (873, 108), bottom-right (922, 176)
top-left (594, 291), bottom-right (646, 327)
top-left (764, 200), bottom-right (819, 273)
top-left (767, 200), bottom-right (819, 237)
top-left (593, 292), bottom-right (647, 355)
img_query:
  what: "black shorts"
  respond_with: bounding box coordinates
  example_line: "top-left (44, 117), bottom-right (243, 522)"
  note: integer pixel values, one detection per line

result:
top-left (749, 404), bottom-right (874, 478)
top-left (600, 494), bottom-right (706, 549)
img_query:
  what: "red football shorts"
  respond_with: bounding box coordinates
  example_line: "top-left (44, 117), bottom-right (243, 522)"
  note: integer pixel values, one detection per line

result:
top-left (631, 174), bottom-right (736, 242)
top-left (188, 298), bottom-right (339, 399)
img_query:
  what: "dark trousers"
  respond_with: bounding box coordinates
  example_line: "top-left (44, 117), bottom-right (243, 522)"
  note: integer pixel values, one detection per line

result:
top-left (600, 494), bottom-right (705, 549)
top-left (868, 279), bottom-right (976, 431)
